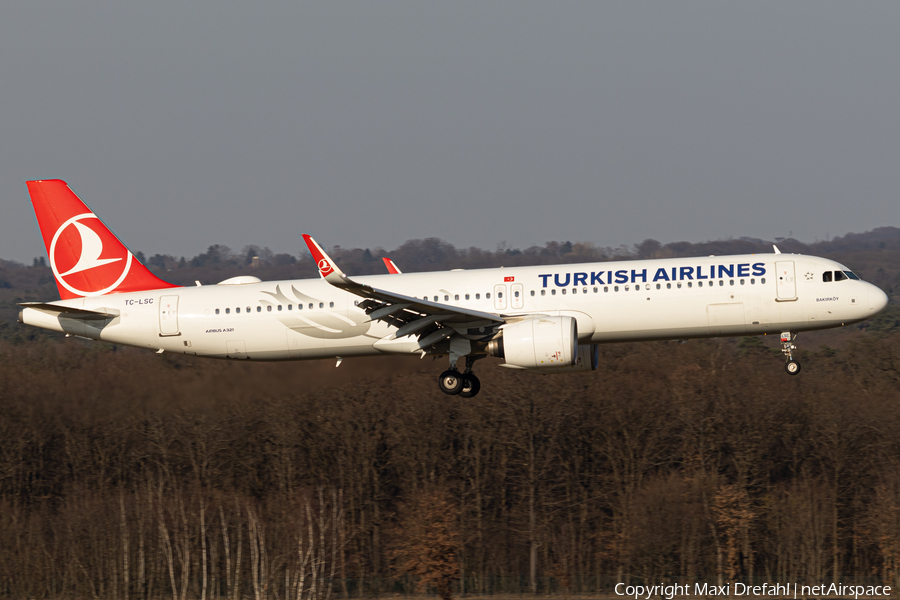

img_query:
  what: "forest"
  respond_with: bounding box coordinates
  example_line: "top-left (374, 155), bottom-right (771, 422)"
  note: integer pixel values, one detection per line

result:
top-left (1, 229), bottom-right (900, 599)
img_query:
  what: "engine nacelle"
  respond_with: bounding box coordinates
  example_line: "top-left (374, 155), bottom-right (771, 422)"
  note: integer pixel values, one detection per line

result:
top-left (487, 316), bottom-right (577, 369)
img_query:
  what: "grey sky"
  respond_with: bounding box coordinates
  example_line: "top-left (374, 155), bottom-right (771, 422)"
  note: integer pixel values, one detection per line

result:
top-left (2, 2), bottom-right (898, 264)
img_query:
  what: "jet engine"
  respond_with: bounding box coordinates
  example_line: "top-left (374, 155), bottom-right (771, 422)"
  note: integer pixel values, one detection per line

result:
top-left (487, 316), bottom-right (578, 369)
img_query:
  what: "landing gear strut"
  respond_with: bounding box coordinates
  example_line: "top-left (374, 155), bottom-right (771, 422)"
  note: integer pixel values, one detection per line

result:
top-left (781, 331), bottom-right (801, 375)
top-left (438, 355), bottom-right (483, 397)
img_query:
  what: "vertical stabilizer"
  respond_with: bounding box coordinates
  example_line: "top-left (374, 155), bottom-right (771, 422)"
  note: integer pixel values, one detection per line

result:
top-left (26, 179), bottom-right (178, 299)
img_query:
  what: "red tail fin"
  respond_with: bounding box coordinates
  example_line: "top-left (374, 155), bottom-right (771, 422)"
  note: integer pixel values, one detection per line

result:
top-left (27, 180), bottom-right (178, 299)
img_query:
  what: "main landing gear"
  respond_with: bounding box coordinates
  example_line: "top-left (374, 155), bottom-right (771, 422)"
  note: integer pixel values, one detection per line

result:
top-left (438, 356), bottom-right (482, 397)
top-left (781, 331), bottom-right (801, 375)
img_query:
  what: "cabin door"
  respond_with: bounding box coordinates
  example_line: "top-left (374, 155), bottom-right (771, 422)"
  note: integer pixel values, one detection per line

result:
top-left (775, 261), bottom-right (797, 300)
top-left (159, 295), bottom-right (180, 336)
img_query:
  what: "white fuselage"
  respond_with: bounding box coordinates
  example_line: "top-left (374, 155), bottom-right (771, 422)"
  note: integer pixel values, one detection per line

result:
top-left (20, 253), bottom-right (888, 361)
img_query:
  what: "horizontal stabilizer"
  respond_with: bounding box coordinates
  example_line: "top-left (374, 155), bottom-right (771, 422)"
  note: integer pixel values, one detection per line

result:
top-left (18, 302), bottom-right (119, 320)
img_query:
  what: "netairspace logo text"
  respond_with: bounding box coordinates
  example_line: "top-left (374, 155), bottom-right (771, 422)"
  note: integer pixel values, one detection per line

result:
top-left (614, 582), bottom-right (892, 599)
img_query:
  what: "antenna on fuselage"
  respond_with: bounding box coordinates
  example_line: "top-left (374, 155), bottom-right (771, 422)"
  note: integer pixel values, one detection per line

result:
top-left (773, 245), bottom-right (782, 254)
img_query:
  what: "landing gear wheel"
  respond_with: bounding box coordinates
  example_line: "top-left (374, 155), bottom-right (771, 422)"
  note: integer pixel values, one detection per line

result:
top-left (780, 332), bottom-right (801, 376)
top-left (438, 370), bottom-right (464, 395)
top-left (785, 360), bottom-right (801, 375)
top-left (459, 373), bottom-right (481, 398)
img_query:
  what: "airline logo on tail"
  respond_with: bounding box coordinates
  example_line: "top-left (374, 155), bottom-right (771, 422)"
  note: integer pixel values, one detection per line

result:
top-left (50, 213), bottom-right (133, 296)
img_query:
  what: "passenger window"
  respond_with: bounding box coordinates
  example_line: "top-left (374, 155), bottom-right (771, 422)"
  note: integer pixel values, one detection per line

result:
top-left (562, 289), bottom-right (567, 295)
top-left (246, 307), bottom-right (251, 313)
top-left (719, 280), bottom-right (725, 287)
top-left (236, 307), bottom-right (241, 314)
top-left (445, 295), bottom-right (449, 301)
top-left (677, 283), bottom-right (682, 289)
top-left (593, 287), bottom-right (598, 293)
top-left (666, 283), bottom-right (671, 289)
top-left (308, 303), bottom-right (313, 309)
top-left (540, 290), bottom-right (545, 296)
top-left (761, 278), bottom-right (766, 284)
top-left (823, 271), bottom-right (833, 282)
top-left (215, 308), bottom-right (220, 315)
top-left (486, 293), bottom-right (491, 299)
top-left (289, 304), bottom-right (293, 310)
top-left (498, 292), bottom-right (503, 298)
top-left (604, 286), bottom-right (609, 292)
top-left (740, 279), bottom-right (745, 285)
top-left (257, 306), bottom-right (262, 312)
top-left (318, 302), bottom-right (324, 309)
top-left (455, 294), bottom-right (460, 300)
top-left (277, 305), bottom-right (282, 311)
top-left (434, 296), bottom-right (438, 302)
top-left (614, 286), bottom-right (619, 292)
top-left (329, 302), bottom-right (334, 308)
top-left (687, 282), bottom-right (692, 288)
top-left (625, 285), bottom-right (629, 291)
top-left (834, 271), bottom-right (848, 282)
top-left (572, 288), bottom-right (577, 294)
top-left (530, 290), bottom-right (535, 296)
top-left (750, 279), bottom-right (755, 285)
top-left (551, 289), bottom-right (556, 295)
top-left (656, 284), bottom-right (661, 290)
top-left (515, 291), bottom-right (520, 297)
top-left (465, 294), bottom-right (470, 300)
top-left (476, 294), bottom-right (480, 299)
top-left (729, 280), bottom-right (734, 286)
top-left (226, 308), bottom-right (230, 314)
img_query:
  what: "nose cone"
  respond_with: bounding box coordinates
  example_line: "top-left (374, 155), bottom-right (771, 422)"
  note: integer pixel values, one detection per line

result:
top-left (869, 285), bottom-right (889, 315)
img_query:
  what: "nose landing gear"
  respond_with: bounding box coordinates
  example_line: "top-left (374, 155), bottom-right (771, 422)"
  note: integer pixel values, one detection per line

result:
top-left (781, 332), bottom-right (801, 375)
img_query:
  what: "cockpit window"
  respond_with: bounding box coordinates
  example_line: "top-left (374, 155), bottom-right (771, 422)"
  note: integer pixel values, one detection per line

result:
top-left (844, 270), bottom-right (860, 280)
top-left (833, 270), bottom-right (848, 282)
top-left (823, 271), bottom-right (832, 282)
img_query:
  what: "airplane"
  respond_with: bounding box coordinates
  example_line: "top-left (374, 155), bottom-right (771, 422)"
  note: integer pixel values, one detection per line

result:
top-left (18, 180), bottom-right (889, 397)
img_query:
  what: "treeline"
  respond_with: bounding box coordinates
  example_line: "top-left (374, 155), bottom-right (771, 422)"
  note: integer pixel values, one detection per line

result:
top-left (0, 230), bottom-right (894, 343)
top-left (2, 331), bottom-right (900, 597)
top-left (4, 226), bottom-right (900, 293)
top-left (3, 227), bottom-right (899, 337)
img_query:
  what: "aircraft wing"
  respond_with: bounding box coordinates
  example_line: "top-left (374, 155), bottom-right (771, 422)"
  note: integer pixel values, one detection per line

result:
top-left (303, 235), bottom-right (503, 343)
